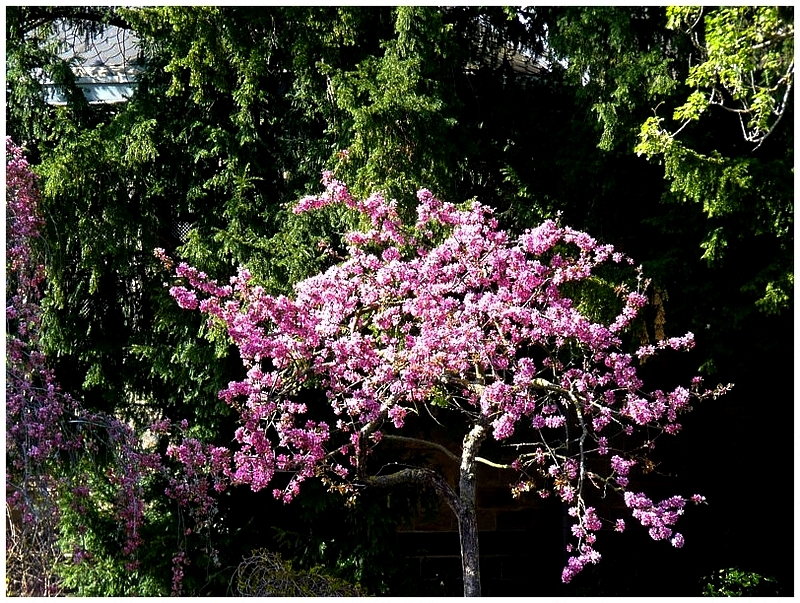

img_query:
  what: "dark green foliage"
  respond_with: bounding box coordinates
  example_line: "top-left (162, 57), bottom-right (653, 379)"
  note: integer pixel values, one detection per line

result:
top-left (541, 6), bottom-right (792, 367)
top-left (702, 567), bottom-right (781, 597)
top-left (332, 7), bottom-right (462, 204)
top-left (272, 480), bottom-right (428, 595)
top-left (544, 6), bottom-right (687, 151)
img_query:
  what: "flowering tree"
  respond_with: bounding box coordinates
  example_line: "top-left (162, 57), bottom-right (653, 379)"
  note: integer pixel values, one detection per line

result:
top-left (167, 172), bottom-right (730, 596)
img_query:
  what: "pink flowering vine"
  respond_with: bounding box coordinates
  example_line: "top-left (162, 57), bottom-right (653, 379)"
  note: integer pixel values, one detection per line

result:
top-left (149, 417), bottom-right (232, 595)
top-left (6, 136), bottom-right (69, 595)
top-left (6, 138), bottom-right (233, 596)
top-left (166, 172), bottom-right (731, 596)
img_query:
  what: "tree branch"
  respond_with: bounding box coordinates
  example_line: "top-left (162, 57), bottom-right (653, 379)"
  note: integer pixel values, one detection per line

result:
top-left (362, 466), bottom-right (460, 515)
top-left (475, 456), bottom-right (513, 469)
top-left (384, 432), bottom-right (512, 469)
top-left (22, 7), bottom-right (132, 34)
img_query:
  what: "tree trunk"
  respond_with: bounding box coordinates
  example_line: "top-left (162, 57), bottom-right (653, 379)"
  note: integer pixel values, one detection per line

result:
top-left (362, 422), bottom-right (489, 597)
top-left (458, 422), bottom-right (488, 597)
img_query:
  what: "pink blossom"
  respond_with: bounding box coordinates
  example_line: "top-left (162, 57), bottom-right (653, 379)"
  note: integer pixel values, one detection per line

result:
top-left (610, 455), bottom-right (635, 476)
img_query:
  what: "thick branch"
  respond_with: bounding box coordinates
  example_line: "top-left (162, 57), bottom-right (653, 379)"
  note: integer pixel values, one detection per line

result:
top-left (359, 408), bottom-right (389, 439)
top-left (362, 466), bottom-right (460, 516)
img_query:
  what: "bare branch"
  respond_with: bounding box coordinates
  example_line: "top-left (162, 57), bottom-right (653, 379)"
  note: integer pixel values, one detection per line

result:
top-left (475, 456), bottom-right (513, 469)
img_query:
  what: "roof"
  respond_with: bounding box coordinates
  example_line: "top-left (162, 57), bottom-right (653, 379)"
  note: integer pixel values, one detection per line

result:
top-left (40, 21), bottom-right (142, 105)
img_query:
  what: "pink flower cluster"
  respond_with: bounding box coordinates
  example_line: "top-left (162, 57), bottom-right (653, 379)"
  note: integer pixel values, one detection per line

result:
top-left (562, 506), bottom-right (604, 583)
top-left (610, 455), bottom-right (636, 487)
top-left (167, 174), bottom-right (730, 583)
top-left (624, 492), bottom-right (706, 547)
top-left (162, 422), bottom-right (232, 511)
